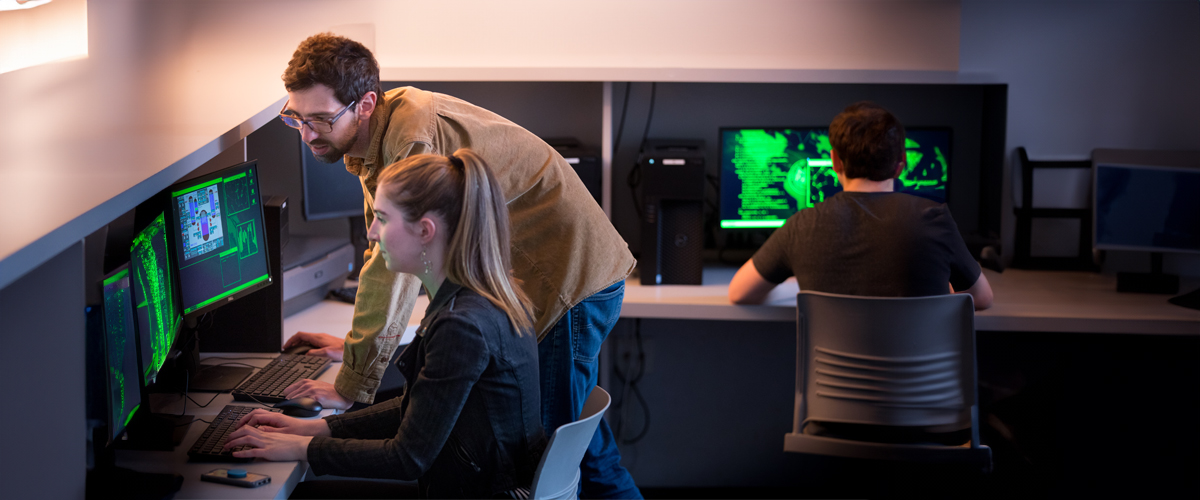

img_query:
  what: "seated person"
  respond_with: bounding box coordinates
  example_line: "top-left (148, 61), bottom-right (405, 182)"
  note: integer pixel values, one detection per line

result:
top-left (728, 101), bottom-right (993, 310)
top-left (225, 150), bottom-right (547, 498)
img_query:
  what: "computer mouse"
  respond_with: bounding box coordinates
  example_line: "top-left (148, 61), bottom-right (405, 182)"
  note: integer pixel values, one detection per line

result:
top-left (273, 397), bottom-right (323, 418)
top-left (281, 343), bottom-right (313, 356)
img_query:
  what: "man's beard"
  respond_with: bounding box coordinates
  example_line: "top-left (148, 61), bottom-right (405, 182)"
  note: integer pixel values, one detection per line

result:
top-left (308, 138), bottom-right (350, 163)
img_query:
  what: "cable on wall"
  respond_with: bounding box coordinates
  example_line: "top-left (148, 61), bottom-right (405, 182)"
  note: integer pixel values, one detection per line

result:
top-left (626, 82), bottom-right (657, 221)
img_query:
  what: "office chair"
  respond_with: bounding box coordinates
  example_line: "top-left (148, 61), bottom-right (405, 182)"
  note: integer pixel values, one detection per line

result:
top-left (784, 291), bottom-right (991, 470)
top-left (530, 386), bottom-right (612, 500)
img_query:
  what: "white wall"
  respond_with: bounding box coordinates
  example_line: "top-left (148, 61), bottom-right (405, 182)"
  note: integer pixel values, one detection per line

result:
top-left (174, 0), bottom-right (959, 74)
top-left (960, 0), bottom-right (1200, 271)
top-left (369, 0), bottom-right (960, 72)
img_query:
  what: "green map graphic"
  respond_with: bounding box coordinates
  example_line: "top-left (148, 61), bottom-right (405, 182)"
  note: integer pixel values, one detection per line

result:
top-left (721, 128), bottom-right (948, 228)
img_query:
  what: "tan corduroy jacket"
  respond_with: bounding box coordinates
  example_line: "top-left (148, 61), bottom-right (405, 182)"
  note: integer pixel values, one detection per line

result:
top-left (335, 87), bottom-right (635, 403)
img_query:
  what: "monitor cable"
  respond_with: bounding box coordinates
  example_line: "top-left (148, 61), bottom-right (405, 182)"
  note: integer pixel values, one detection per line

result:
top-left (610, 318), bottom-right (650, 445)
top-left (704, 172), bottom-right (721, 257)
top-left (179, 368), bottom-right (221, 411)
top-left (626, 82), bottom-right (657, 221)
top-left (611, 82), bottom-right (632, 169)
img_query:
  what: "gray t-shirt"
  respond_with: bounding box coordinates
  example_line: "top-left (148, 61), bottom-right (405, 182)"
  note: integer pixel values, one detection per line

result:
top-left (751, 191), bottom-right (980, 297)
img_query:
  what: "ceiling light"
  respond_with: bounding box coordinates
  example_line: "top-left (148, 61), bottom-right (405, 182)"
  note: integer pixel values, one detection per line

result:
top-left (0, 0), bottom-right (54, 12)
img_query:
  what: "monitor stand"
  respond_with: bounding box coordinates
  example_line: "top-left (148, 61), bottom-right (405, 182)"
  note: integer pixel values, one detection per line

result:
top-left (87, 465), bottom-right (183, 500)
top-left (189, 365), bottom-right (253, 392)
top-left (115, 412), bottom-right (193, 451)
top-left (90, 435), bottom-right (184, 499)
top-left (1117, 252), bottom-right (1179, 294)
top-left (1168, 287), bottom-right (1200, 311)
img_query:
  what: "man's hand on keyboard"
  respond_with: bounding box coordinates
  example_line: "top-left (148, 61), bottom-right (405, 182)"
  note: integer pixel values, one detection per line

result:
top-left (285, 379), bottom-right (354, 410)
top-left (284, 331), bottom-right (345, 361)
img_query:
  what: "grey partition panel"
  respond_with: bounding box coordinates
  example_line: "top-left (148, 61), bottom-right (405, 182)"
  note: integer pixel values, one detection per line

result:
top-left (609, 82), bottom-right (1005, 254)
top-left (0, 242), bottom-right (86, 499)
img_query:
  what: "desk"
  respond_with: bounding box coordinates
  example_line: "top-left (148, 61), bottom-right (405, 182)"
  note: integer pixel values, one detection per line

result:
top-left (137, 268), bottom-right (1195, 493)
top-left (608, 265), bottom-right (1199, 488)
top-left (113, 355), bottom-right (340, 499)
top-left (109, 294), bottom-right (429, 499)
top-left (620, 266), bottom-right (1200, 335)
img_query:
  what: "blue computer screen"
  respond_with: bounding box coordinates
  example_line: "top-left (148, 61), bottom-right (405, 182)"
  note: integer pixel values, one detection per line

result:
top-left (719, 127), bottom-right (950, 228)
top-left (101, 264), bottom-right (143, 442)
top-left (1095, 163), bottom-right (1200, 253)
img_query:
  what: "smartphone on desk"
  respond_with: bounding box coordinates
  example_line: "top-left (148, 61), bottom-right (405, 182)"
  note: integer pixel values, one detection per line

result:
top-left (200, 468), bottom-right (270, 488)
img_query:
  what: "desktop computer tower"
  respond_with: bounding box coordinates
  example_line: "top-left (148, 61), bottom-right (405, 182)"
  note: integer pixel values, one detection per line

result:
top-left (545, 137), bottom-right (602, 204)
top-left (196, 195), bottom-right (287, 352)
top-left (639, 140), bottom-right (706, 285)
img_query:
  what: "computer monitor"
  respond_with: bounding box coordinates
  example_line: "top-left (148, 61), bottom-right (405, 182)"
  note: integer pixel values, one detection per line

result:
top-left (301, 142), bottom-right (364, 221)
top-left (130, 212), bottom-right (182, 386)
top-left (100, 264), bottom-right (143, 445)
top-left (719, 127), bottom-right (951, 229)
top-left (168, 160), bottom-right (273, 318)
top-left (1094, 163), bottom-right (1200, 254)
top-left (87, 263), bottom-right (185, 496)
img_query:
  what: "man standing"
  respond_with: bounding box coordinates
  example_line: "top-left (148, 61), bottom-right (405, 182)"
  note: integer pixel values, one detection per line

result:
top-left (278, 33), bottom-right (641, 498)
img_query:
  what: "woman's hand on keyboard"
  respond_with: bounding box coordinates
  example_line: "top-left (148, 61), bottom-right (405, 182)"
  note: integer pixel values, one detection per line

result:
top-left (284, 332), bottom-right (345, 361)
top-left (284, 379), bottom-right (354, 410)
top-left (225, 423), bottom-right (315, 461)
top-left (235, 409), bottom-right (330, 437)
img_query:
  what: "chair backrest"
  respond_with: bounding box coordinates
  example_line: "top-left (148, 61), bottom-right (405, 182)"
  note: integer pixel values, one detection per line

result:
top-left (793, 291), bottom-right (977, 432)
top-left (530, 386), bottom-right (611, 500)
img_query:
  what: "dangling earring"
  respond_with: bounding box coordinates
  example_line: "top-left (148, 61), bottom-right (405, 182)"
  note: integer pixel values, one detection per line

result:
top-left (421, 246), bottom-right (432, 276)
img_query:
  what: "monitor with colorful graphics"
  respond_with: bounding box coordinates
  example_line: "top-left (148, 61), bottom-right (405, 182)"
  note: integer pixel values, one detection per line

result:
top-left (719, 127), bottom-right (950, 229)
top-left (168, 160), bottom-right (272, 317)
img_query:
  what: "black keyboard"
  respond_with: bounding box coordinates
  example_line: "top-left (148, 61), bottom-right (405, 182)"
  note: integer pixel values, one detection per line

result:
top-left (231, 354), bottom-right (333, 403)
top-left (187, 405), bottom-right (282, 462)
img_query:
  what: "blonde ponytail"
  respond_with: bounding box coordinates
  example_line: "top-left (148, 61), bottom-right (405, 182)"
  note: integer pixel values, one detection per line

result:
top-left (377, 149), bottom-right (534, 334)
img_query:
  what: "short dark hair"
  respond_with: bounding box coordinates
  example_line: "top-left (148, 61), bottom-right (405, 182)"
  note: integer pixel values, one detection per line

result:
top-left (829, 101), bottom-right (906, 181)
top-left (283, 33), bottom-right (382, 107)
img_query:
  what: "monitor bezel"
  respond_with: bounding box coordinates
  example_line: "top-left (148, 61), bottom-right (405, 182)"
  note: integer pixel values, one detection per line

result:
top-left (717, 125), bottom-right (954, 230)
top-left (167, 159), bottom-right (274, 319)
top-left (1092, 162), bottom-right (1200, 255)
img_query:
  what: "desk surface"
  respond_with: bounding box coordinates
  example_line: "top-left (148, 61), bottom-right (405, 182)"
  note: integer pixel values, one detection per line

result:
top-left (113, 294), bottom-right (430, 499)
top-left (384, 267), bottom-right (1198, 335)
top-left (620, 266), bottom-right (1200, 335)
top-left (118, 265), bottom-right (1193, 496)
top-left (114, 355), bottom-right (341, 499)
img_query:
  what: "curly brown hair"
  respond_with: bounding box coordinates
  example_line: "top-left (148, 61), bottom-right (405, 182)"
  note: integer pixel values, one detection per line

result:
top-left (829, 101), bottom-right (906, 181)
top-left (283, 33), bottom-right (382, 107)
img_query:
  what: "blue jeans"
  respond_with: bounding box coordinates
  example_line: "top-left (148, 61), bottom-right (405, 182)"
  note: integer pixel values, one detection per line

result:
top-left (539, 281), bottom-right (642, 499)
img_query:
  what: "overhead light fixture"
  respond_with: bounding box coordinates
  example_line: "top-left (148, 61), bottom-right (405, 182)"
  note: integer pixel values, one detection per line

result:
top-left (0, 0), bottom-right (54, 11)
top-left (0, 0), bottom-right (85, 74)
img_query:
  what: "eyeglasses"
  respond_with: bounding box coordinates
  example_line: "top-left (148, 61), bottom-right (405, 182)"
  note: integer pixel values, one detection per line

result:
top-left (278, 99), bottom-right (356, 134)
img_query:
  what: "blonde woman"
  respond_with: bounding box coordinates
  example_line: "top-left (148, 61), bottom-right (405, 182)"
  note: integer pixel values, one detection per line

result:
top-left (226, 149), bottom-right (546, 499)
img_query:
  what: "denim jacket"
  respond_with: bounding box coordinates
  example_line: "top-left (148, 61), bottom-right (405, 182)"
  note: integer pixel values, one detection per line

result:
top-left (334, 87), bottom-right (635, 403)
top-left (308, 280), bottom-right (547, 498)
